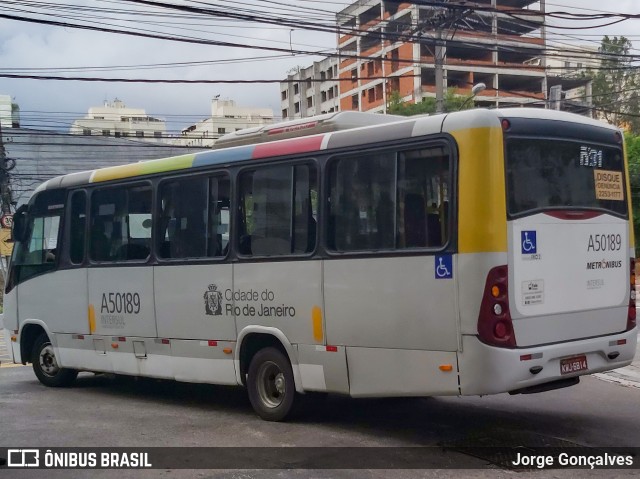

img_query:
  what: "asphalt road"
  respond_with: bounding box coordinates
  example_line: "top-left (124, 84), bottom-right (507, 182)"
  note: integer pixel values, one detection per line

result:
top-left (1, 357), bottom-right (640, 479)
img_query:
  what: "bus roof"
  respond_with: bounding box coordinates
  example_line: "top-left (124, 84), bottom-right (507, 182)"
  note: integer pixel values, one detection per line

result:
top-left (33, 108), bottom-right (618, 197)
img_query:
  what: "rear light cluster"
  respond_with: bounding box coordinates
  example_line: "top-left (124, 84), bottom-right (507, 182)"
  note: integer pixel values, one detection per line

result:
top-left (628, 258), bottom-right (637, 331)
top-left (477, 265), bottom-right (516, 348)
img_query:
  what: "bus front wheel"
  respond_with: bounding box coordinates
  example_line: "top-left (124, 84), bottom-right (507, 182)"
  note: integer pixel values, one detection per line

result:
top-left (32, 334), bottom-right (78, 387)
top-left (247, 347), bottom-right (295, 421)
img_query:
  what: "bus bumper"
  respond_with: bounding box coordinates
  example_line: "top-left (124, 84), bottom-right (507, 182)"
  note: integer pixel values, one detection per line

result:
top-left (458, 327), bottom-right (637, 396)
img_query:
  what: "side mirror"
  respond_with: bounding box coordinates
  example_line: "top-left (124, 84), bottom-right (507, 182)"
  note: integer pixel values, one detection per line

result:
top-left (12, 206), bottom-right (28, 243)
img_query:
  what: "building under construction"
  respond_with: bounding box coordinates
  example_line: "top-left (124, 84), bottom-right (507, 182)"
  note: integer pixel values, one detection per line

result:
top-left (336, 0), bottom-right (580, 112)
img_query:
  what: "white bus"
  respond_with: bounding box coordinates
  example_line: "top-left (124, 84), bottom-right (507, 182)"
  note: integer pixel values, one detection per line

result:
top-left (2, 108), bottom-right (637, 421)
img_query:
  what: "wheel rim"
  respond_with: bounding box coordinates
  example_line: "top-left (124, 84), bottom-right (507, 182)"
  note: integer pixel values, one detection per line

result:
top-left (256, 360), bottom-right (286, 409)
top-left (39, 344), bottom-right (60, 377)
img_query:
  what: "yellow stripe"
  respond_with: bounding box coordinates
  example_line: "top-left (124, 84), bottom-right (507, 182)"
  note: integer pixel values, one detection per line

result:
top-left (312, 306), bottom-right (324, 343)
top-left (90, 154), bottom-right (195, 183)
top-left (88, 304), bottom-right (96, 334)
top-left (623, 143), bottom-right (635, 248)
top-left (91, 163), bottom-right (143, 183)
top-left (454, 126), bottom-right (508, 254)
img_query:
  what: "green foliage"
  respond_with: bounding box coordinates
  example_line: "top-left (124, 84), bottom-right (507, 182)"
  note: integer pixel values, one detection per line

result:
top-left (387, 89), bottom-right (474, 116)
top-left (626, 132), bottom-right (640, 253)
top-left (588, 36), bottom-right (640, 134)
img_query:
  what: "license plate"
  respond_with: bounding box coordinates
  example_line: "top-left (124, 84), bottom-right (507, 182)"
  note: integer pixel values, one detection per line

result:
top-left (560, 355), bottom-right (588, 375)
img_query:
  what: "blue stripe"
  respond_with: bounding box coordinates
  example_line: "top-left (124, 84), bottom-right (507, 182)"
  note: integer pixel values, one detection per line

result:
top-left (192, 146), bottom-right (255, 168)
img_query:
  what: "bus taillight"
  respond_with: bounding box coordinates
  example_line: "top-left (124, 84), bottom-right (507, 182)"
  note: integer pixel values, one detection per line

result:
top-left (628, 259), bottom-right (636, 331)
top-left (477, 265), bottom-right (517, 348)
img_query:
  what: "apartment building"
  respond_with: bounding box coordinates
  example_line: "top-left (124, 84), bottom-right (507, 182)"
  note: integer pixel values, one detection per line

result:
top-left (179, 98), bottom-right (273, 147)
top-left (336, 0), bottom-right (550, 112)
top-left (280, 57), bottom-right (340, 120)
top-left (70, 98), bottom-right (166, 139)
top-left (0, 94), bottom-right (20, 129)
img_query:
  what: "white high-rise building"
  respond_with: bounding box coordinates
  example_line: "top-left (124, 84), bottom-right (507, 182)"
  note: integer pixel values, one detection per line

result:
top-left (0, 94), bottom-right (19, 129)
top-left (70, 98), bottom-right (166, 140)
top-left (179, 98), bottom-right (274, 147)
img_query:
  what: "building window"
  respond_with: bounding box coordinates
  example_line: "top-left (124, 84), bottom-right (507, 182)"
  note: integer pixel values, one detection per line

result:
top-left (320, 71), bottom-right (326, 81)
top-left (102, 130), bottom-right (110, 136)
top-left (218, 127), bottom-right (226, 134)
top-left (352, 95), bottom-right (359, 109)
top-left (321, 91), bottom-right (327, 102)
top-left (154, 131), bottom-right (162, 138)
top-left (307, 97), bottom-right (313, 108)
top-left (136, 131), bottom-right (144, 137)
top-left (367, 88), bottom-right (375, 102)
top-left (295, 102), bottom-right (300, 114)
top-left (282, 108), bottom-right (288, 119)
top-left (294, 83), bottom-right (299, 95)
top-left (281, 90), bottom-right (288, 101)
top-left (83, 128), bottom-right (91, 136)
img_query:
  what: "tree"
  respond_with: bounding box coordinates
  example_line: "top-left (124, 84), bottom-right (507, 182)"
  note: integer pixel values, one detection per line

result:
top-left (387, 89), bottom-right (474, 116)
top-left (589, 36), bottom-right (640, 133)
top-left (625, 132), bottom-right (640, 253)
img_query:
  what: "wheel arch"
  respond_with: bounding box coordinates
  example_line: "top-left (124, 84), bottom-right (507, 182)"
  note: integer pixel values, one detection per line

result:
top-left (19, 320), bottom-right (55, 365)
top-left (235, 326), bottom-right (304, 394)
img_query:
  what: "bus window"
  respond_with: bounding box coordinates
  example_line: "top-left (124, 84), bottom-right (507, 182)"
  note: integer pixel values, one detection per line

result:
top-left (208, 176), bottom-right (231, 257)
top-left (90, 184), bottom-right (152, 262)
top-left (327, 145), bottom-right (451, 252)
top-left (506, 139), bottom-right (627, 217)
top-left (238, 163), bottom-right (317, 256)
top-left (9, 189), bottom-right (65, 287)
top-left (157, 175), bottom-right (230, 259)
top-left (69, 191), bottom-right (87, 264)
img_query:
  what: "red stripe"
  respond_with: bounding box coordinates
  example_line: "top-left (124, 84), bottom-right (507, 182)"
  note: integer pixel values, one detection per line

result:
top-left (544, 211), bottom-right (602, 220)
top-left (253, 135), bottom-right (325, 159)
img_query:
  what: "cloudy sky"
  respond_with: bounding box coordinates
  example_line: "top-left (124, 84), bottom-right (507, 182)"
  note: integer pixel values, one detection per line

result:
top-left (0, 0), bottom-right (638, 133)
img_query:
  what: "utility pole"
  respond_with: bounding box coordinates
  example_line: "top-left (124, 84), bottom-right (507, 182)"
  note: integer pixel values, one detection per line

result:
top-left (0, 121), bottom-right (13, 215)
top-left (435, 27), bottom-right (445, 113)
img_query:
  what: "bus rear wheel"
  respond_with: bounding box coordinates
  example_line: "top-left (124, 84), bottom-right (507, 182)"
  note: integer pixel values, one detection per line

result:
top-left (32, 333), bottom-right (78, 387)
top-left (247, 347), bottom-right (295, 421)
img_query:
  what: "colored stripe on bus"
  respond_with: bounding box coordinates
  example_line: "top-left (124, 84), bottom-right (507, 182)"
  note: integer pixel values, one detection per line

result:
top-left (192, 146), bottom-right (256, 168)
top-left (91, 154), bottom-right (196, 183)
top-left (252, 135), bottom-right (325, 159)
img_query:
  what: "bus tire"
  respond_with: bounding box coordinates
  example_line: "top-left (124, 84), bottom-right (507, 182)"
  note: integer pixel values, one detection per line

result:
top-left (247, 347), bottom-right (295, 421)
top-left (32, 334), bottom-right (78, 387)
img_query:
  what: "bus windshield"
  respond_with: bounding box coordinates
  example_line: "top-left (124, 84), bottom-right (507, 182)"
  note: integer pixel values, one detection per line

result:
top-left (505, 138), bottom-right (627, 218)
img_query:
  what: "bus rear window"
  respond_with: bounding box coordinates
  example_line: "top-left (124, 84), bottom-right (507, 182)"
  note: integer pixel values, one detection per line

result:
top-left (506, 139), bottom-right (627, 217)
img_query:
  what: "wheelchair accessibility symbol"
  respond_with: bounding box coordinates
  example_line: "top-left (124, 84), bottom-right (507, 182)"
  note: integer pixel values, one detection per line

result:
top-left (521, 230), bottom-right (537, 254)
top-left (435, 255), bottom-right (453, 279)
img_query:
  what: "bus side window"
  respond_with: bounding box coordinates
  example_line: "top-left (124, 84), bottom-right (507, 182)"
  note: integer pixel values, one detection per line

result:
top-left (328, 144), bottom-right (451, 252)
top-left (90, 184), bottom-right (152, 262)
top-left (69, 191), bottom-right (87, 264)
top-left (238, 163), bottom-right (317, 257)
top-left (157, 174), bottom-right (230, 259)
